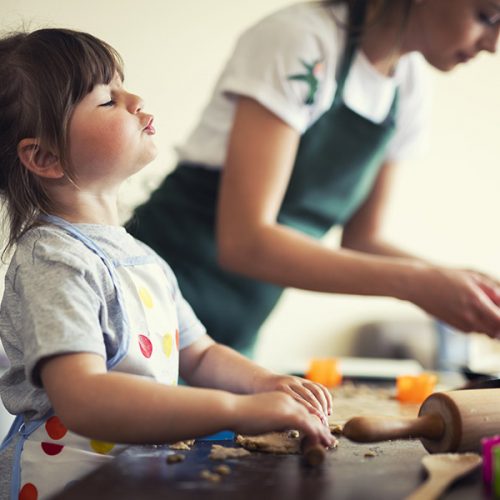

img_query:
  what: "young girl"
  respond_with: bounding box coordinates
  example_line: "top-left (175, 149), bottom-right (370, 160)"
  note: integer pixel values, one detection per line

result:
top-left (0, 28), bottom-right (334, 500)
top-left (130, 0), bottom-right (500, 356)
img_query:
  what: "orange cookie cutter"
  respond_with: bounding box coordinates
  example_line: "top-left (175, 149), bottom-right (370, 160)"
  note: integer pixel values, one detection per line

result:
top-left (306, 358), bottom-right (342, 387)
top-left (396, 373), bottom-right (437, 403)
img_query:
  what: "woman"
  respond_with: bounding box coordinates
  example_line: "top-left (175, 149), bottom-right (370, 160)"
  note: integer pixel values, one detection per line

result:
top-left (129, 0), bottom-right (500, 355)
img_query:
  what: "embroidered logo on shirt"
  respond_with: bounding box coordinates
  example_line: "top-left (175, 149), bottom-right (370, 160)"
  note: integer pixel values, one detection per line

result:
top-left (288, 59), bottom-right (324, 105)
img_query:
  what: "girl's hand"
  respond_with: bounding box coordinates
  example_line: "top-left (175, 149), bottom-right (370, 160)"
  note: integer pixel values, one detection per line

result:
top-left (409, 265), bottom-right (500, 338)
top-left (231, 392), bottom-right (334, 448)
top-left (252, 374), bottom-right (332, 425)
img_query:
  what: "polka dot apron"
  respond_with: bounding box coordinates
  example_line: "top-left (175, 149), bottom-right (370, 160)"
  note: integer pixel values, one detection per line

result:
top-left (3, 216), bottom-right (180, 500)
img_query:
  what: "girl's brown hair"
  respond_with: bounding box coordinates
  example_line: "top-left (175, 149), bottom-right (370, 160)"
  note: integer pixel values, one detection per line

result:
top-left (0, 28), bottom-right (123, 256)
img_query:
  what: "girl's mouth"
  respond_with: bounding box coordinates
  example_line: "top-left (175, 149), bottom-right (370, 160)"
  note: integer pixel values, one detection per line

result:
top-left (143, 117), bottom-right (156, 135)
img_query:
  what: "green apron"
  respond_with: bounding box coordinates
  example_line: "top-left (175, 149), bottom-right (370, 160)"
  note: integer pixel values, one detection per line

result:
top-left (128, 14), bottom-right (398, 355)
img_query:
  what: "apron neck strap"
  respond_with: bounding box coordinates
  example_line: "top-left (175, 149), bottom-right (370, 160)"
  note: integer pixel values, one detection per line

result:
top-left (334, 1), bottom-right (368, 103)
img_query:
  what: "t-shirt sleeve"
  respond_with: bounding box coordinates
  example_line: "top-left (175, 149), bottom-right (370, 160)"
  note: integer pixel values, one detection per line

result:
top-left (11, 234), bottom-right (109, 387)
top-left (385, 54), bottom-right (432, 162)
top-left (218, 16), bottom-right (331, 132)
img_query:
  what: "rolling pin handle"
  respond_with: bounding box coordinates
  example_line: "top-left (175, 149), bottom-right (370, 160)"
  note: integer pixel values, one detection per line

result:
top-left (343, 414), bottom-right (444, 443)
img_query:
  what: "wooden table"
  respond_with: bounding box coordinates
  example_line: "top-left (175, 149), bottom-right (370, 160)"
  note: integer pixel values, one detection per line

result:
top-left (51, 383), bottom-right (488, 499)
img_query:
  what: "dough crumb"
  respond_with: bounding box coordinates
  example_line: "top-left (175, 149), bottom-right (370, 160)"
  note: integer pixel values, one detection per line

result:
top-left (364, 450), bottom-right (378, 458)
top-left (169, 439), bottom-right (195, 450)
top-left (329, 423), bottom-right (343, 435)
top-left (288, 430), bottom-right (300, 439)
top-left (166, 453), bottom-right (185, 464)
top-left (214, 464), bottom-right (231, 475)
top-left (200, 469), bottom-right (221, 483)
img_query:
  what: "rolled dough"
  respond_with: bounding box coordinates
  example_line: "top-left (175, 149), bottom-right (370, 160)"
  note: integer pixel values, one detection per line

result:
top-left (209, 444), bottom-right (252, 460)
top-left (236, 430), bottom-right (338, 455)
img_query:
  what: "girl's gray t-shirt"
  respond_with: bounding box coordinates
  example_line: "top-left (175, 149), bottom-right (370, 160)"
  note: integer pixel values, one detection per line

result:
top-left (0, 223), bottom-right (206, 497)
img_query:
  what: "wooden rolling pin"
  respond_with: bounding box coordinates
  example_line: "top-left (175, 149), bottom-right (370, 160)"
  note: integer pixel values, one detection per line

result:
top-left (343, 388), bottom-right (500, 453)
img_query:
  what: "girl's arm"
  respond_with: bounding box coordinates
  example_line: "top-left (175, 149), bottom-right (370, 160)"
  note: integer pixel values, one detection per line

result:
top-left (40, 352), bottom-right (333, 446)
top-left (216, 97), bottom-right (500, 337)
top-left (180, 335), bottom-right (332, 421)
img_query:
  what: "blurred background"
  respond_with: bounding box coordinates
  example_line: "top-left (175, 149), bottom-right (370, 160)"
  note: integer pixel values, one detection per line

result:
top-left (1, 0), bottom-right (500, 380)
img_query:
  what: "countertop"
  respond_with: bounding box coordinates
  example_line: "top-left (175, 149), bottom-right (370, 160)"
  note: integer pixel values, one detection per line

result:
top-left (51, 436), bottom-right (485, 500)
top-left (51, 381), bottom-right (489, 499)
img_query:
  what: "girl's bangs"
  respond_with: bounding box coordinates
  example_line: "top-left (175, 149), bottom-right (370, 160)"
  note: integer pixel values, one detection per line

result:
top-left (64, 31), bottom-right (124, 103)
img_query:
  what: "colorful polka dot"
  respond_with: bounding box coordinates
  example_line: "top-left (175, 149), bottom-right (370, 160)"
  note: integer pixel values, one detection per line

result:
top-left (175, 329), bottom-right (180, 350)
top-left (45, 416), bottom-right (67, 440)
top-left (138, 287), bottom-right (154, 309)
top-left (19, 483), bottom-right (38, 500)
top-left (90, 440), bottom-right (115, 454)
top-left (138, 334), bottom-right (153, 358)
top-left (163, 333), bottom-right (173, 358)
top-left (41, 442), bottom-right (64, 456)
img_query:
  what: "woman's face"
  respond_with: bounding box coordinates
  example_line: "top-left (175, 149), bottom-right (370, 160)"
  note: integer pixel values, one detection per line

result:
top-left (410, 0), bottom-right (500, 71)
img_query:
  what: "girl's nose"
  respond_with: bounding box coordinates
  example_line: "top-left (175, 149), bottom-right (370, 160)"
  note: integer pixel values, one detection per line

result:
top-left (128, 94), bottom-right (144, 113)
top-left (480, 26), bottom-right (500, 54)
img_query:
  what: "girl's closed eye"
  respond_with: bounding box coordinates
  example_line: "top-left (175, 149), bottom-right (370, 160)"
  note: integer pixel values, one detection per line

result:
top-left (478, 11), bottom-right (500, 27)
top-left (99, 99), bottom-right (115, 107)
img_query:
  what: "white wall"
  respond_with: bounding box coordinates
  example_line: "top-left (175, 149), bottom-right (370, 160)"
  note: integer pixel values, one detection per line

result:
top-left (2, 1), bottom-right (500, 372)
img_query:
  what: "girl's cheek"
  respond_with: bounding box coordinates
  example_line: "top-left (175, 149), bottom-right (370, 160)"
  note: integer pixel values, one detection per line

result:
top-left (106, 119), bottom-right (135, 142)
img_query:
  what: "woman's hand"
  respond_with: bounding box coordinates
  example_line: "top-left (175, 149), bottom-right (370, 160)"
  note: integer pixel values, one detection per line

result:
top-left (409, 264), bottom-right (500, 338)
top-left (231, 392), bottom-right (334, 448)
top-left (252, 373), bottom-right (332, 425)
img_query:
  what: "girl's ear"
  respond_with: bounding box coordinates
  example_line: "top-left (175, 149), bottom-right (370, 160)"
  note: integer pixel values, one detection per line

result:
top-left (17, 138), bottom-right (65, 179)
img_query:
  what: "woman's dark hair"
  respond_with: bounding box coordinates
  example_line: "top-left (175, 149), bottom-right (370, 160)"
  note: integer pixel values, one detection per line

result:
top-left (0, 28), bottom-right (123, 256)
top-left (323, 0), bottom-right (413, 38)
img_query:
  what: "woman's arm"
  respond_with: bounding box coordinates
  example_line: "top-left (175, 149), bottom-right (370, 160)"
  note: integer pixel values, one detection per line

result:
top-left (341, 161), bottom-right (421, 259)
top-left (216, 97), bottom-right (500, 337)
top-left (217, 97), bottom-right (417, 296)
top-left (341, 162), bottom-right (500, 334)
top-left (40, 352), bottom-right (334, 446)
